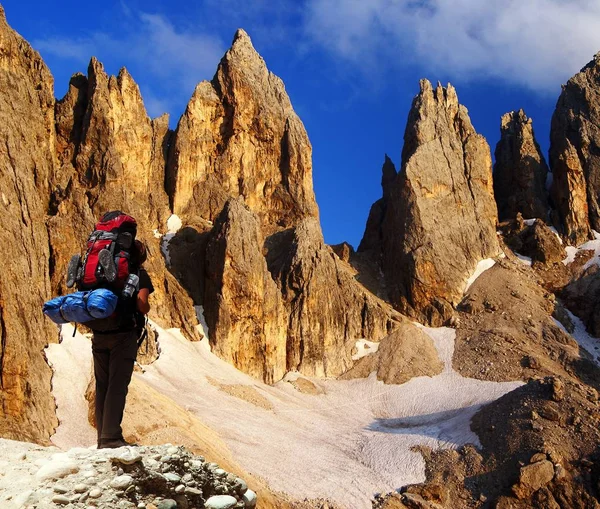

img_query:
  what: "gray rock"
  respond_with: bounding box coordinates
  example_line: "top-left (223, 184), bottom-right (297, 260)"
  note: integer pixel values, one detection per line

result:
top-left (110, 474), bottom-right (134, 490)
top-left (89, 488), bottom-right (103, 499)
top-left (242, 489), bottom-right (257, 508)
top-left (164, 472), bottom-right (182, 483)
top-left (52, 494), bottom-right (71, 505)
top-left (157, 500), bottom-right (178, 509)
top-left (205, 495), bottom-right (238, 509)
top-left (74, 483), bottom-right (88, 493)
top-left (185, 487), bottom-right (203, 496)
top-left (53, 484), bottom-right (69, 494)
top-left (175, 484), bottom-right (185, 494)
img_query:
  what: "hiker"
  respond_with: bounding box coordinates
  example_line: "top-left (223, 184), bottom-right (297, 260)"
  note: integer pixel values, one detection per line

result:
top-left (92, 235), bottom-right (154, 449)
top-left (43, 210), bottom-right (154, 448)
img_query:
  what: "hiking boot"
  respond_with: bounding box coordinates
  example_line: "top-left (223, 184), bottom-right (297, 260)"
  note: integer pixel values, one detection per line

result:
top-left (98, 438), bottom-right (136, 449)
top-left (66, 254), bottom-right (81, 288)
top-left (98, 249), bottom-right (117, 282)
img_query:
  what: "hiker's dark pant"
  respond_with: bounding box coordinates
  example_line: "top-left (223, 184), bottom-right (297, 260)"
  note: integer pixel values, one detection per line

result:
top-left (91, 330), bottom-right (138, 444)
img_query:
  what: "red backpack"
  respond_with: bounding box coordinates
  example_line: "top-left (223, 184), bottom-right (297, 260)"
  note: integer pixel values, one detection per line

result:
top-left (67, 211), bottom-right (137, 291)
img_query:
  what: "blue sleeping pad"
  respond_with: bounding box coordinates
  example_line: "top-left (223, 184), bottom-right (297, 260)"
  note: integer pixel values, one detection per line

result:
top-left (43, 289), bottom-right (119, 325)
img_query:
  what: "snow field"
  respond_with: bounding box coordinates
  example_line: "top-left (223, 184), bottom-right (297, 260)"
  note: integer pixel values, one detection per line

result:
top-left (47, 317), bottom-right (523, 508)
top-left (464, 258), bottom-right (496, 292)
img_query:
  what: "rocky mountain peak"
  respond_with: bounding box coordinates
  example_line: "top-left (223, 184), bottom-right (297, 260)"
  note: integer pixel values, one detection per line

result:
top-left (493, 109), bottom-right (549, 221)
top-left (381, 154), bottom-right (397, 200)
top-left (361, 79), bottom-right (499, 325)
top-left (550, 52), bottom-right (600, 244)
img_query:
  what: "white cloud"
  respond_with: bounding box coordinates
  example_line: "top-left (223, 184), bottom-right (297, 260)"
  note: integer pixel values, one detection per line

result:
top-left (304, 0), bottom-right (600, 92)
top-left (32, 11), bottom-right (225, 115)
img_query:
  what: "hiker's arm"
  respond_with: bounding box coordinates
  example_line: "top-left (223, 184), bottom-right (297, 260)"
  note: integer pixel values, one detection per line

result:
top-left (137, 288), bottom-right (150, 315)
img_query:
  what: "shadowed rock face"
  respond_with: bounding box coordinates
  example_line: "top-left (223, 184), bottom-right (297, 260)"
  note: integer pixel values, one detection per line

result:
top-left (166, 29), bottom-right (319, 233)
top-left (0, 6), bottom-right (58, 443)
top-left (360, 80), bottom-right (500, 325)
top-left (493, 110), bottom-right (549, 222)
top-left (550, 53), bottom-right (600, 245)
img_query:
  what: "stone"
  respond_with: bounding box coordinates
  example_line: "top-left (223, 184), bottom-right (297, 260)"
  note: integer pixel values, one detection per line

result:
top-left (561, 266), bottom-right (600, 337)
top-left (493, 110), bottom-right (549, 221)
top-left (113, 450), bottom-right (142, 465)
top-left (36, 458), bottom-right (79, 481)
top-left (550, 53), bottom-right (600, 245)
top-left (530, 453), bottom-right (547, 463)
top-left (242, 489), bottom-right (257, 508)
top-left (512, 460), bottom-right (555, 499)
top-left (360, 80), bottom-right (499, 325)
top-left (54, 485), bottom-right (69, 493)
top-left (550, 377), bottom-right (565, 402)
top-left (110, 474), bottom-right (134, 490)
top-left (52, 494), bottom-right (71, 505)
top-left (205, 495), bottom-right (238, 509)
top-left (89, 488), bottom-right (102, 498)
top-left (174, 485), bottom-right (185, 494)
top-left (157, 500), bottom-right (177, 509)
top-left (330, 242), bottom-right (354, 263)
top-left (164, 472), bottom-right (181, 483)
top-left (184, 487), bottom-right (202, 496)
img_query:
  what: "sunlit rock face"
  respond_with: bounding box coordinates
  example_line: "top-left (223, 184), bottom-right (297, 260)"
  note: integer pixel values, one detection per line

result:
top-left (0, 6), bottom-right (58, 443)
top-left (550, 53), bottom-right (600, 245)
top-left (360, 80), bottom-right (500, 326)
top-left (166, 29), bottom-right (319, 233)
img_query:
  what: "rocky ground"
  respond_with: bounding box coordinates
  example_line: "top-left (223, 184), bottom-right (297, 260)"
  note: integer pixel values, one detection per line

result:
top-left (0, 440), bottom-right (256, 509)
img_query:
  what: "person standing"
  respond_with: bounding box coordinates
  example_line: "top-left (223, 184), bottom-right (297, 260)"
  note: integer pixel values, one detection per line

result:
top-left (90, 236), bottom-right (154, 449)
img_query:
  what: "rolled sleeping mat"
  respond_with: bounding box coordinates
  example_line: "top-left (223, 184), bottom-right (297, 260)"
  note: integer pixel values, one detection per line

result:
top-left (86, 288), bottom-right (119, 318)
top-left (43, 289), bottom-right (119, 325)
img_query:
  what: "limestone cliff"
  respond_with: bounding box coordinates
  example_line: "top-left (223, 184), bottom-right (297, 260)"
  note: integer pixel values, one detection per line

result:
top-left (166, 29), bottom-right (319, 232)
top-left (550, 53), bottom-right (600, 245)
top-left (0, 5), bottom-right (58, 442)
top-left (360, 81), bottom-right (500, 325)
top-left (493, 110), bottom-right (549, 221)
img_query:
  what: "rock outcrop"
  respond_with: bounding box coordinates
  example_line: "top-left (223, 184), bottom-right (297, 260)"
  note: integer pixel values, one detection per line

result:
top-left (340, 323), bottom-right (443, 384)
top-left (493, 110), bottom-right (549, 221)
top-left (0, 6), bottom-right (58, 443)
top-left (360, 81), bottom-right (500, 325)
top-left (204, 199), bottom-right (287, 384)
top-left (550, 53), bottom-right (600, 245)
top-left (266, 219), bottom-right (401, 377)
top-left (166, 29), bottom-right (319, 232)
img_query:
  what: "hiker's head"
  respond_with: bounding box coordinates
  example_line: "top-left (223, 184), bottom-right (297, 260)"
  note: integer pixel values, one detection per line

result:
top-left (132, 240), bottom-right (148, 265)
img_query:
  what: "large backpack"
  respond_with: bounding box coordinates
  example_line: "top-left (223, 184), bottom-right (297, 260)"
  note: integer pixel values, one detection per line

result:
top-left (68, 211), bottom-right (138, 291)
top-left (62, 211), bottom-right (140, 332)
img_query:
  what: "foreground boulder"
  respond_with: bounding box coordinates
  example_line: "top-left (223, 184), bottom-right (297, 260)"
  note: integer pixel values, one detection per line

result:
top-left (0, 439), bottom-right (255, 509)
top-left (360, 81), bottom-right (500, 325)
top-left (493, 110), bottom-right (549, 222)
top-left (550, 52), bottom-right (600, 245)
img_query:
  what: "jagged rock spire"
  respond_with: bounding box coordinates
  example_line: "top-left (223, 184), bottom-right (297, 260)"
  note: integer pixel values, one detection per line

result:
top-left (493, 109), bottom-right (549, 221)
top-left (550, 53), bottom-right (600, 245)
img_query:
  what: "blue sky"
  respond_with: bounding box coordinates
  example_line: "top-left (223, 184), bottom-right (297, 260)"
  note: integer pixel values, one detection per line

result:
top-left (4, 0), bottom-right (600, 247)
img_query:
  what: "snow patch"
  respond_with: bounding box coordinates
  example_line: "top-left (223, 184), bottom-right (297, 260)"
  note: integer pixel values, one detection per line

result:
top-left (548, 226), bottom-right (563, 244)
top-left (554, 311), bottom-right (600, 367)
top-left (561, 230), bottom-right (600, 267)
top-left (167, 214), bottom-right (183, 234)
top-left (516, 253), bottom-right (533, 266)
top-left (45, 325), bottom-right (97, 449)
top-left (464, 258), bottom-right (496, 293)
top-left (523, 218), bottom-right (537, 226)
top-left (153, 229), bottom-right (162, 239)
top-left (352, 339), bottom-right (380, 360)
